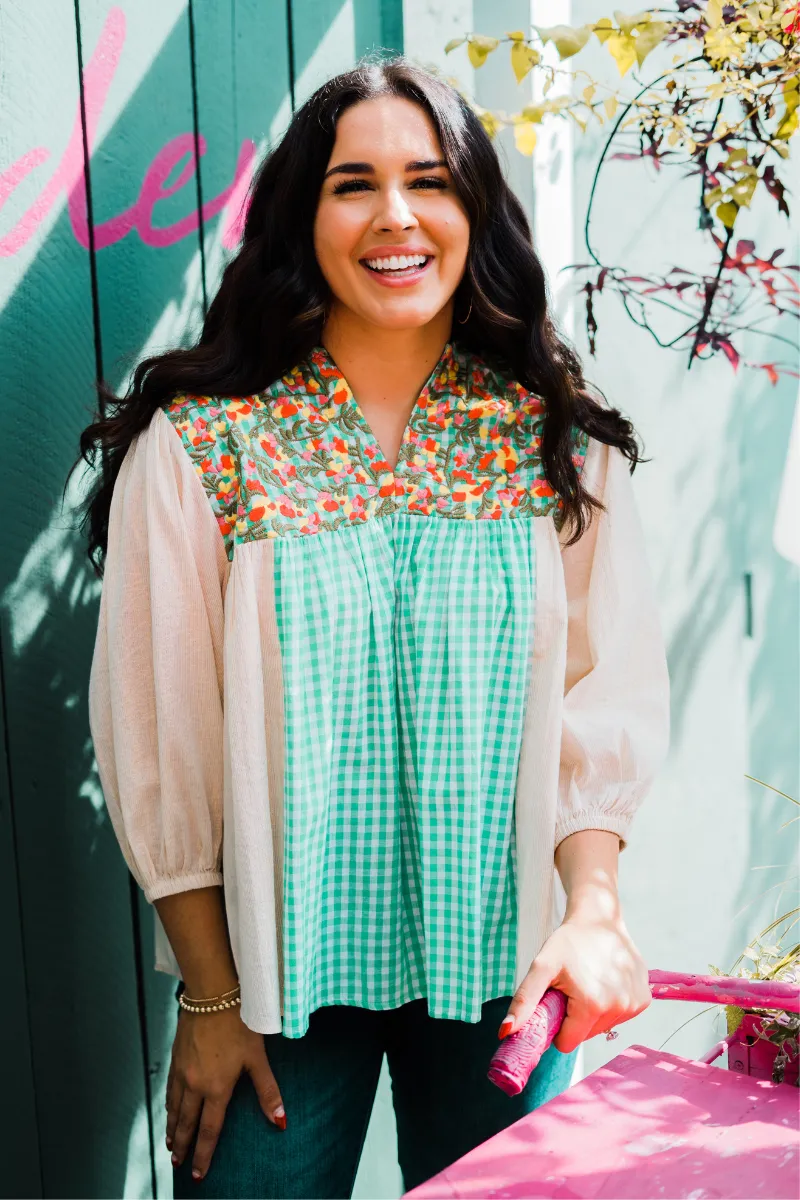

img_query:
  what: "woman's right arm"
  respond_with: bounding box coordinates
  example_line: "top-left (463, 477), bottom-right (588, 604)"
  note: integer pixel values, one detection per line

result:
top-left (88, 408), bottom-right (285, 1183)
top-left (155, 887), bottom-right (286, 1180)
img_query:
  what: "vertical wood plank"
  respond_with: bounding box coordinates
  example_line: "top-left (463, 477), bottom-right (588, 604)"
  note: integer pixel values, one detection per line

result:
top-left (74, 3), bottom-right (216, 1193)
top-left (0, 0), bottom-right (147, 1194)
top-left (0, 647), bottom-right (40, 1197)
top-left (189, 0), bottom-right (291, 306)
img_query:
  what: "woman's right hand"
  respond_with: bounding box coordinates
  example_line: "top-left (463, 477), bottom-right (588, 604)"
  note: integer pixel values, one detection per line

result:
top-left (166, 1006), bottom-right (286, 1182)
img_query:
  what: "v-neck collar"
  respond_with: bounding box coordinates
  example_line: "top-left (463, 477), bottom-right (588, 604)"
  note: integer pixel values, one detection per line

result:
top-left (306, 339), bottom-right (459, 475)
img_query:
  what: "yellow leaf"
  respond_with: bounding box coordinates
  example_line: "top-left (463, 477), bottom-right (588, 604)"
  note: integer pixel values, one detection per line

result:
top-left (635, 20), bottom-right (668, 66)
top-left (514, 122), bottom-right (538, 155)
top-left (444, 37), bottom-right (466, 54)
top-left (716, 200), bottom-right (739, 227)
top-left (703, 186), bottom-right (723, 208)
top-left (521, 103), bottom-right (546, 123)
top-left (776, 108), bottom-right (799, 139)
top-left (704, 27), bottom-right (747, 63)
top-left (705, 80), bottom-right (728, 99)
top-left (777, 75), bottom-right (800, 139)
top-left (614, 9), bottom-right (651, 35)
top-left (726, 1005), bottom-right (745, 1035)
top-left (583, 84), bottom-right (596, 104)
top-left (467, 35), bottom-right (499, 68)
top-left (706, 0), bottom-right (723, 28)
top-left (593, 17), bottom-right (614, 43)
top-left (604, 95), bottom-right (619, 119)
top-left (477, 109), bottom-right (502, 138)
top-left (507, 30), bottom-right (526, 41)
top-left (535, 23), bottom-right (592, 59)
top-left (724, 147), bottom-right (748, 164)
top-left (511, 41), bottom-right (541, 83)
top-left (667, 128), bottom-right (680, 146)
top-left (730, 175), bottom-right (759, 207)
top-left (605, 31), bottom-right (638, 75)
top-left (567, 109), bottom-right (588, 133)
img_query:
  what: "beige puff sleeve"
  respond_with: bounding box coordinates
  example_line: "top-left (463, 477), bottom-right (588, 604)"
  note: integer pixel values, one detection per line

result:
top-left (88, 407), bottom-right (229, 902)
top-left (555, 438), bottom-right (670, 850)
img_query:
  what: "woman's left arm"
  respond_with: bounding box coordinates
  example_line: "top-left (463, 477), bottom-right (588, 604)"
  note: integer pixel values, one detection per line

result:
top-left (500, 440), bottom-right (670, 1050)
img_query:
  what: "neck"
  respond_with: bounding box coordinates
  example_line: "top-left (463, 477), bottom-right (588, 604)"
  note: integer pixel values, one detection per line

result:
top-left (320, 305), bottom-right (454, 388)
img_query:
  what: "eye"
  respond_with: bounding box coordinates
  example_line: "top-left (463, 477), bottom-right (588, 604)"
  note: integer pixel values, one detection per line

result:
top-left (331, 179), bottom-right (372, 195)
top-left (410, 177), bottom-right (448, 189)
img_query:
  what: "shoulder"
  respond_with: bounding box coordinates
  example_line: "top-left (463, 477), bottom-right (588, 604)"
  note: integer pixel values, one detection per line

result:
top-left (158, 368), bottom-right (318, 558)
top-left (456, 343), bottom-right (591, 475)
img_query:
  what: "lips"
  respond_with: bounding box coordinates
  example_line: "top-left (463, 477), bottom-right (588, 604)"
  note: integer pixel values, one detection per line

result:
top-left (358, 256), bottom-right (433, 286)
top-left (358, 247), bottom-right (436, 287)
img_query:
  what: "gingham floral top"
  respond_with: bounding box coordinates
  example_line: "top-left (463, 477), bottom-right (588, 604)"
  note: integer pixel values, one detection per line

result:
top-left (89, 338), bottom-right (670, 1038)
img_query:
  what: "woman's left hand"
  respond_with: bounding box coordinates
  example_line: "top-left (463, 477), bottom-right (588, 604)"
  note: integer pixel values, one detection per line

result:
top-left (499, 911), bottom-right (651, 1053)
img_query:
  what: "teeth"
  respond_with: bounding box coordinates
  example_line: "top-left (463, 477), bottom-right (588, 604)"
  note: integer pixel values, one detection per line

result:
top-left (364, 253), bottom-right (429, 271)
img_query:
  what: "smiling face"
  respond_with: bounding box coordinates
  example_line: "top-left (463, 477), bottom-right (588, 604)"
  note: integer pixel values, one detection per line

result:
top-left (313, 94), bottom-right (470, 333)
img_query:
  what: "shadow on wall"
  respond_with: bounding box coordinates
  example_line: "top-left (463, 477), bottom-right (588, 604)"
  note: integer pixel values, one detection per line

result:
top-left (0, 0), bottom-right (403, 1194)
top-left (663, 361), bottom-right (799, 969)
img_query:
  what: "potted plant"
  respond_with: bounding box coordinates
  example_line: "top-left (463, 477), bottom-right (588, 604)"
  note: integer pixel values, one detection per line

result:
top-left (713, 779), bottom-right (799, 1085)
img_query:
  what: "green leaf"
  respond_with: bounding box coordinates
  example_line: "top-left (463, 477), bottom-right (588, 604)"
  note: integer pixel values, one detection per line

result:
top-left (444, 37), bottom-right (466, 54)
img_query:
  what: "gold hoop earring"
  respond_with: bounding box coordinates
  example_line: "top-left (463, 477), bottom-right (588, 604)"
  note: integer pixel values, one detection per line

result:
top-left (458, 298), bottom-right (473, 324)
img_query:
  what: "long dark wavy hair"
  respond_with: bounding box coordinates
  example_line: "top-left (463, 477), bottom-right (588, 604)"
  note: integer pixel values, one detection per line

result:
top-left (70, 55), bottom-right (641, 576)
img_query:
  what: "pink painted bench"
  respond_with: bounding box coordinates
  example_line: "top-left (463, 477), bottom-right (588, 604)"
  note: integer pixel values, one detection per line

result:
top-left (404, 973), bottom-right (800, 1200)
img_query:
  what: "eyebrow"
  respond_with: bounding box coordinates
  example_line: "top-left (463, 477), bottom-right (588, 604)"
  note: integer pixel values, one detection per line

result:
top-left (324, 158), bottom-right (448, 179)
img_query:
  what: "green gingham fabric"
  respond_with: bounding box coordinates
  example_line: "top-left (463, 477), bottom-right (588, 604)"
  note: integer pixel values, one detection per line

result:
top-left (274, 513), bottom-right (535, 1038)
top-left (164, 340), bottom-right (589, 1039)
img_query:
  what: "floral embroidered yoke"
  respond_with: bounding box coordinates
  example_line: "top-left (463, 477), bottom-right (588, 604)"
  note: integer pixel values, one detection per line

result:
top-left (165, 341), bottom-right (588, 553)
top-left (162, 341), bottom-right (586, 1038)
top-left (88, 336), bottom-right (670, 1042)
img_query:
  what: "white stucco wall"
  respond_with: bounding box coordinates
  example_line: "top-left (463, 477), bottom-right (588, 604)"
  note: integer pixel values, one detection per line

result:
top-left (354, 4), bottom-right (800, 1195)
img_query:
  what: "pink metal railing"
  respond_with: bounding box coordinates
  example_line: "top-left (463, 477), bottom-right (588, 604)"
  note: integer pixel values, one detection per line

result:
top-left (488, 970), bottom-right (800, 1096)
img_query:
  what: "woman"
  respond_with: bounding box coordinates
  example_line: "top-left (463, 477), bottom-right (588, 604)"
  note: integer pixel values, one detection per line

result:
top-left (78, 57), bottom-right (669, 1199)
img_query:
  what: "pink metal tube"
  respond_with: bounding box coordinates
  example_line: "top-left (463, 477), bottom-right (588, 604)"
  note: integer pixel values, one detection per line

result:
top-left (648, 970), bottom-right (800, 1013)
top-left (487, 971), bottom-right (800, 1096)
top-left (698, 1030), bottom-right (739, 1065)
top-left (487, 989), bottom-right (567, 1096)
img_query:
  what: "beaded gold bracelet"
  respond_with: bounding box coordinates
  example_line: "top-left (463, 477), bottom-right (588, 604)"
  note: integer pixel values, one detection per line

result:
top-left (178, 985), bottom-right (242, 1014)
top-left (179, 994), bottom-right (242, 1014)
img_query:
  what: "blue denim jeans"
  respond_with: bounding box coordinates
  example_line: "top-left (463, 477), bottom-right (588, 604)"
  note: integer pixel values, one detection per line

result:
top-left (172, 994), bottom-right (575, 1199)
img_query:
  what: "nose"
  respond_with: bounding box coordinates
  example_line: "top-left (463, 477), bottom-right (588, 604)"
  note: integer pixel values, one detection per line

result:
top-left (373, 184), bottom-right (419, 233)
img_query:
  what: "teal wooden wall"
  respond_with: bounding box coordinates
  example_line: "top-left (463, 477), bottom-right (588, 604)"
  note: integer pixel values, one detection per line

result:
top-left (0, 3), bottom-right (402, 1196)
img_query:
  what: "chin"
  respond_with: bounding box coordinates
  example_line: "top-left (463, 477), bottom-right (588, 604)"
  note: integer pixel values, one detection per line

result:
top-left (363, 304), bottom-right (445, 331)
